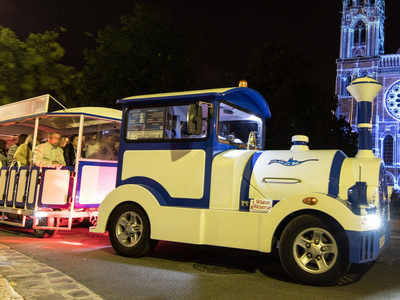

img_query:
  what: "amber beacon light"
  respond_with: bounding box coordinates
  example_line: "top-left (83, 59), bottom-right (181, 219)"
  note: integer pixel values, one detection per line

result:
top-left (238, 80), bottom-right (248, 87)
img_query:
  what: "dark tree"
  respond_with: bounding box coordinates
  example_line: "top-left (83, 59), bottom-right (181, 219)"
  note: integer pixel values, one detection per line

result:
top-left (0, 27), bottom-right (82, 106)
top-left (81, 4), bottom-right (203, 108)
top-left (245, 42), bottom-right (358, 156)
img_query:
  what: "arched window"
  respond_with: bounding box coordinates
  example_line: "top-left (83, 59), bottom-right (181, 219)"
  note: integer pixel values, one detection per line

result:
top-left (341, 74), bottom-right (352, 95)
top-left (359, 70), bottom-right (370, 78)
top-left (386, 173), bottom-right (393, 186)
top-left (354, 21), bottom-right (366, 46)
top-left (359, 0), bottom-right (365, 5)
top-left (370, 0), bottom-right (375, 5)
top-left (383, 135), bottom-right (394, 166)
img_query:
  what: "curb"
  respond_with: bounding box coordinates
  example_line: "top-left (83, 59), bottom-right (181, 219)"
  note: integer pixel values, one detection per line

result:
top-left (0, 274), bottom-right (23, 300)
top-left (0, 244), bottom-right (103, 300)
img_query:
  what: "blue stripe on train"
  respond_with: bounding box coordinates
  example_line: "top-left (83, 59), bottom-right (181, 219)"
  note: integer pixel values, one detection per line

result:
top-left (239, 151), bottom-right (263, 211)
top-left (328, 151), bottom-right (346, 197)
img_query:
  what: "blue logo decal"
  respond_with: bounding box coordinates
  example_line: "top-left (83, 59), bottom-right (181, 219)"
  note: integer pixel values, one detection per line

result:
top-left (268, 157), bottom-right (319, 166)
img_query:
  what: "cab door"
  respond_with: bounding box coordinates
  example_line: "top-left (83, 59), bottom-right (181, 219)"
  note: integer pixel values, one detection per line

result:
top-left (117, 102), bottom-right (213, 208)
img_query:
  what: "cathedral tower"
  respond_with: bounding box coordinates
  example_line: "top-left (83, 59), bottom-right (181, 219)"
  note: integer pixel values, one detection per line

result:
top-left (336, 0), bottom-right (400, 188)
top-left (339, 0), bottom-right (385, 60)
top-left (336, 0), bottom-right (385, 121)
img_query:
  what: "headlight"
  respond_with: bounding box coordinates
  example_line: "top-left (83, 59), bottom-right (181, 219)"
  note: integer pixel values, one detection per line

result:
top-left (362, 215), bottom-right (381, 229)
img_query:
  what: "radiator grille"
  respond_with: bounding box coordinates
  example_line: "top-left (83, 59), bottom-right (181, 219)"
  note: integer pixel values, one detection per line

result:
top-left (360, 233), bottom-right (375, 261)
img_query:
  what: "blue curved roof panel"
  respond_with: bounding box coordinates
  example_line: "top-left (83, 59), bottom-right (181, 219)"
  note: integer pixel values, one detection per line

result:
top-left (117, 87), bottom-right (271, 119)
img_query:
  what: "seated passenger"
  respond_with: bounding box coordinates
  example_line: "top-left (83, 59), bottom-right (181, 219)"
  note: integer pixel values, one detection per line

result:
top-left (63, 134), bottom-right (85, 166)
top-left (33, 132), bottom-right (66, 169)
top-left (86, 134), bottom-right (114, 160)
top-left (59, 135), bottom-right (69, 148)
top-left (113, 141), bottom-right (119, 160)
top-left (7, 134), bottom-right (28, 166)
top-left (14, 134), bottom-right (43, 166)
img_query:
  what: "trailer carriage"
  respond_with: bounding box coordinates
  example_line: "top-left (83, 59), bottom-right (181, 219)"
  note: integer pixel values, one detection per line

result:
top-left (0, 95), bottom-right (121, 237)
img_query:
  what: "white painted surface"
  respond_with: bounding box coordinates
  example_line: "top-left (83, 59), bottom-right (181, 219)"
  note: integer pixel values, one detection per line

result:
top-left (79, 165), bottom-right (117, 205)
top-left (122, 150), bottom-right (206, 199)
top-left (209, 150), bottom-right (255, 210)
top-left (41, 169), bottom-right (70, 205)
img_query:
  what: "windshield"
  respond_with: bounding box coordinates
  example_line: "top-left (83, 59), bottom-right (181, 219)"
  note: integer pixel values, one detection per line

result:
top-left (217, 101), bottom-right (263, 149)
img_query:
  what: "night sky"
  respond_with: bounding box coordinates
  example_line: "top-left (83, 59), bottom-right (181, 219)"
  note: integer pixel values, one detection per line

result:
top-left (2, 0), bottom-right (400, 94)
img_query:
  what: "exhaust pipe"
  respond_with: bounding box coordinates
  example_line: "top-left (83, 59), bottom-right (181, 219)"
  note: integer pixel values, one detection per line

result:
top-left (346, 77), bottom-right (383, 159)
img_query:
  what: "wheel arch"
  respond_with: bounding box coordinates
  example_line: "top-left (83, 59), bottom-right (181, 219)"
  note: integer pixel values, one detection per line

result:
top-left (262, 193), bottom-right (354, 257)
top-left (106, 201), bottom-right (149, 232)
top-left (273, 209), bottom-right (350, 257)
top-left (91, 184), bottom-right (162, 234)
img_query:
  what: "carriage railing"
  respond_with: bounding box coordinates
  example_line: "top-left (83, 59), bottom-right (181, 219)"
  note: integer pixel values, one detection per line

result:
top-left (0, 159), bottom-right (117, 231)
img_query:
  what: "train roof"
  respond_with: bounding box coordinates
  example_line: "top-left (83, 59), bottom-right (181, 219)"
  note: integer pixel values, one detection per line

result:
top-left (51, 107), bottom-right (122, 121)
top-left (0, 95), bottom-right (121, 124)
top-left (117, 87), bottom-right (271, 119)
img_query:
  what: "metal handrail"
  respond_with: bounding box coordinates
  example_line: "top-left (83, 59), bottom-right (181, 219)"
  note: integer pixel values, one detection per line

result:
top-left (263, 177), bottom-right (302, 184)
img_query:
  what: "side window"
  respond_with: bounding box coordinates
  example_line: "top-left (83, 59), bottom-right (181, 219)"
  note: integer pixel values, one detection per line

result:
top-left (35, 116), bottom-right (120, 163)
top-left (217, 101), bottom-right (263, 149)
top-left (383, 135), bottom-right (394, 166)
top-left (341, 74), bottom-right (352, 96)
top-left (125, 103), bottom-right (209, 141)
top-left (354, 21), bottom-right (366, 46)
top-left (126, 107), bottom-right (166, 140)
top-left (82, 118), bottom-right (120, 161)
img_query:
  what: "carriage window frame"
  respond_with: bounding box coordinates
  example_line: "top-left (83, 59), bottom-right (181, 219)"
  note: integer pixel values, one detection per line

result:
top-left (123, 102), bottom-right (210, 143)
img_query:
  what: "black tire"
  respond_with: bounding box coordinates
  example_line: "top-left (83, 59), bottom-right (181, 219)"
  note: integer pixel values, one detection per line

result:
top-left (33, 217), bottom-right (58, 238)
top-left (33, 228), bottom-right (46, 238)
top-left (108, 203), bottom-right (158, 257)
top-left (279, 215), bottom-right (349, 286)
top-left (25, 217), bottom-right (34, 229)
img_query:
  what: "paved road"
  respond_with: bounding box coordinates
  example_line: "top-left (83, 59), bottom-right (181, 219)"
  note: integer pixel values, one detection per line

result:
top-left (1, 218), bottom-right (400, 300)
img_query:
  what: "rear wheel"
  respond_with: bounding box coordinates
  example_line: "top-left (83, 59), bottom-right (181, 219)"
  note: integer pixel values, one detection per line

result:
top-left (33, 217), bottom-right (58, 238)
top-left (279, 215), bottom-right (349, 286)
top-left (108, 203), bottom-right (158, 257)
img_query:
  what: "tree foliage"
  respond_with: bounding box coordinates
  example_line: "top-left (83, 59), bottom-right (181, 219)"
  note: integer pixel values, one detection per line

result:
top-left (0, 27), bottom-right (81, 106)
top-left (245, 42), bottom-right (358, 156)
top-left (81, 4), bottom-right (203, 108)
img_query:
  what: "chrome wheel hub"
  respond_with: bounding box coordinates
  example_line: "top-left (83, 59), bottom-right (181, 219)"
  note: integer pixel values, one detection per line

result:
top-left (115, 211), bottom-right (143, 247)
top-left (293, 227), bottom-right (338, 274)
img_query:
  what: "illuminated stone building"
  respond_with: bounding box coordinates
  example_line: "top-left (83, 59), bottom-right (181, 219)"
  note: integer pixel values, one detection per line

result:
top-left (336, 0), bottom-right (400, 188)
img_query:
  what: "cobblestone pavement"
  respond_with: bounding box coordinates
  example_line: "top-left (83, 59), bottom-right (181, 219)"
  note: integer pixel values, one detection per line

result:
top-left (0, 244), bottom-right (103, 300)
top-left (1, 218), bottom-right (399, 299)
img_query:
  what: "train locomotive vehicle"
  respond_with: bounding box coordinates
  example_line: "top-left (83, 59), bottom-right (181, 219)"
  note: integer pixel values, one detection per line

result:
top-left (0, 94), bottom-right (121, 237)
top-left (90, 77), bottom-right (389, 286)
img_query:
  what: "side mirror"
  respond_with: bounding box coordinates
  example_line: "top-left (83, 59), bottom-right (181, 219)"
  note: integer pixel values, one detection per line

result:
top-left (187, 103), bottom-right (203, 134)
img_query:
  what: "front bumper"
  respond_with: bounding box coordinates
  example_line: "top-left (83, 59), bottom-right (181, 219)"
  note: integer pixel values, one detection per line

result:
top-left (347, 220), bottom-right (390, 263)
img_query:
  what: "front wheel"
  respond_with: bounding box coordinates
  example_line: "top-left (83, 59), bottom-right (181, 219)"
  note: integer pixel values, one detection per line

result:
top-left (279, 215), bottom-right (349, 286)
top-left (108, 203), bottom-right (158, 257)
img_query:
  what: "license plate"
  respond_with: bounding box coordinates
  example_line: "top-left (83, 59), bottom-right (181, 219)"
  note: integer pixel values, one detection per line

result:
top-left (379, 235), bottom-right (385, 249)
